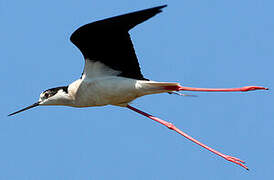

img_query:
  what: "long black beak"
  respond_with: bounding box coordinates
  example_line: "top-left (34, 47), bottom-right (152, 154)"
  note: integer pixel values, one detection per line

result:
top-left (8, 102), bottom-right (40, 116)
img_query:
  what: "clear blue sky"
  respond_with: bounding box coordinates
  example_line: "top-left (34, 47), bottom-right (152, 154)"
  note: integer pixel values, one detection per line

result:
top-left (1, 0), bottom-right (273, 179)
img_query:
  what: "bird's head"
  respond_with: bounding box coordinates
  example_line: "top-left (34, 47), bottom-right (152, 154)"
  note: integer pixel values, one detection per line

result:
top-left (8, 86), bottom-right (70, 116)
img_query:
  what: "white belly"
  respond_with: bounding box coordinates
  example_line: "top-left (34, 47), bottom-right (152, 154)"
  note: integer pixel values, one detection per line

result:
top-left (68, 76), bottom-right (178, 107)
top-left (70, 77), bottom-right (145, 107)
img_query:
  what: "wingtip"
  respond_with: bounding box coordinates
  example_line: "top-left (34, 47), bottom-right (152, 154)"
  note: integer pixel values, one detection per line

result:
top-left (159, 4), bottom-right (168, 9)
top-left (155, 5), bottom-right (168, 12)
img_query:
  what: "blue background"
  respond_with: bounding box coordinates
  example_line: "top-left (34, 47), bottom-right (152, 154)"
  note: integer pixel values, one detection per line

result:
top-left (1, 0), bottom-right (273, 179)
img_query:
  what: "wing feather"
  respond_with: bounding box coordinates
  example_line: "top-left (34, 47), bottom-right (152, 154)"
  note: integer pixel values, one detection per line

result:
top-left (70, 5), bottom-right (167, 80)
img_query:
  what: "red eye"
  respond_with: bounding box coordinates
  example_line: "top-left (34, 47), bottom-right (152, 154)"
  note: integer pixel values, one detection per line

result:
top-left (44, 93), bottom-right (49, 98)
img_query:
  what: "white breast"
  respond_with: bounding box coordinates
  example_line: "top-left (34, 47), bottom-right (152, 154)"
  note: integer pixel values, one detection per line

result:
top-left (68, 67), bottom-right (178, 107)
top-left (68, 76), bottom-right (146, 107)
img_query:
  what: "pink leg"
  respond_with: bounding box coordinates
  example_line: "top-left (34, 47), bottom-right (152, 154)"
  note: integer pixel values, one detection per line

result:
top-left (178, 85), bottom-right (268, 92)
top-left (163, 85), bottom-right (268, 92)
top-left (127, 105), bottom-right (249, 170)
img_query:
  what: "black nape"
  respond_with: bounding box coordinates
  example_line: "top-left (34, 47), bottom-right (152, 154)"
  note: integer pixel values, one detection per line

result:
top-left (44, 86), bottom-right (68, 96)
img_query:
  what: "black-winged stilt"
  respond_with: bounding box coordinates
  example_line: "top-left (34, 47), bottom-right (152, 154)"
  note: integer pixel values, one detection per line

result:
top-left (9, 5), bottom-right (268, 170)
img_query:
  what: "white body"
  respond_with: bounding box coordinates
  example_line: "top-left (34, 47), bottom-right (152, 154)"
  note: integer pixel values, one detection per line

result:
top-left (39, 60), bottom-right (179, 107)
top-left (69, 77), bottom-right (175, 107)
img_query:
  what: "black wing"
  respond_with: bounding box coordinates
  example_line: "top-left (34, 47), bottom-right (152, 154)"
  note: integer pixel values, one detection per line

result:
top-left (70, 5), bottom-right (167, 80)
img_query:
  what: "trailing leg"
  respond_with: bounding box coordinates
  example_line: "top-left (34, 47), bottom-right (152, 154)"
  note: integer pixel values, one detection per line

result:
top-left (127, 105), bottom-right (249, 170)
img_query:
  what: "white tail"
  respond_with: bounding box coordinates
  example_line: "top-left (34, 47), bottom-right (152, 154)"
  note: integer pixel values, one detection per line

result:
top-left (138, 81), bottom-right (181, 95)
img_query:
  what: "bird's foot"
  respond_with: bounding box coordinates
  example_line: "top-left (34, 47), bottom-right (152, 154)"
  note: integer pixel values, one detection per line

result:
top-left (239, 86), bottom-right (269, 92)
top-left (223, 154), bottom-right (249, 170)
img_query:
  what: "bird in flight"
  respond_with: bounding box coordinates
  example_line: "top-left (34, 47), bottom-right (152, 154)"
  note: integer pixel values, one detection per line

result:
top-left (9, 5), bottom-right (268, 170)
